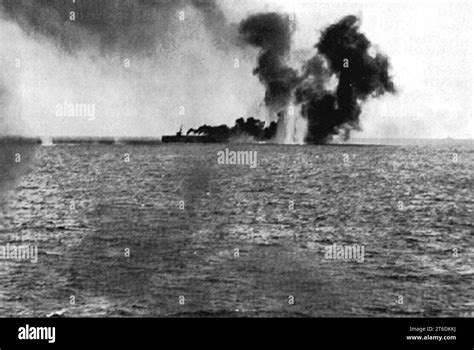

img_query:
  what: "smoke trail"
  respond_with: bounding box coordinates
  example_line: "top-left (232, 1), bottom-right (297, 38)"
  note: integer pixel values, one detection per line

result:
top-left (187, 117), bottom-right (277, 141)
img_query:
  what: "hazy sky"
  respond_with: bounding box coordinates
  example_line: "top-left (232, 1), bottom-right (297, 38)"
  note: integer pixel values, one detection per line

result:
top-left (1, 0), bottom-right (472, 139)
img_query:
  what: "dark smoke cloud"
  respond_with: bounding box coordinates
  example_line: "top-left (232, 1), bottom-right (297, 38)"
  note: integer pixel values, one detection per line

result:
top-left (240, 13), bottom-right (396, 143)
top-left (302, 15), bottom-right (395, 142)
top-left (317, 16), bottom-right (395, 98)
top-left (239, 13), bottom-right (299, 112)
top-left (0, 0), bottom-right (236, 55)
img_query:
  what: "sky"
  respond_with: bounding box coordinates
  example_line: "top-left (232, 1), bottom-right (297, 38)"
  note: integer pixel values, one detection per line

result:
top-left (0, 0), bottom-right (472, 139)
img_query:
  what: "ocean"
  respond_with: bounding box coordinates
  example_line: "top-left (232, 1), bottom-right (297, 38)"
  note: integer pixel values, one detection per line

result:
top-left (0, 141), bottom-right (472, 317)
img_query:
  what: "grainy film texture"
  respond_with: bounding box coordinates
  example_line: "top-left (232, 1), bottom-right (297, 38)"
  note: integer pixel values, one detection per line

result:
top-left (0, 0), bottom-right (472, 317)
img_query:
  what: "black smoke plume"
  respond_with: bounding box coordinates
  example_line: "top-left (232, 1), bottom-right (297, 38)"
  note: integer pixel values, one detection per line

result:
top-left (240, 13), bottom-right (396, 143)
top-left (302, 15), bottom-right (396, 142)
top-left (239, 13), bottom-right (299, 111)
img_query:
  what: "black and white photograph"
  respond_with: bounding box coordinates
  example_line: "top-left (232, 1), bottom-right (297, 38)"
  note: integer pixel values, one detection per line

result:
top-left (0, 0), bottom-right (472, 346)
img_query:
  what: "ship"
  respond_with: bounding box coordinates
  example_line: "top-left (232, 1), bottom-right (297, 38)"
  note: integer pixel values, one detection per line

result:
top-left (161, 126), bottom-right (227, 143)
